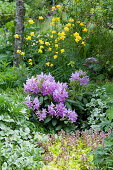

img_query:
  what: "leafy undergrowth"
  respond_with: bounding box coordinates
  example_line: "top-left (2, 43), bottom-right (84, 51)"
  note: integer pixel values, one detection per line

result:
top-left (39, 129), bottom-right (112, 170)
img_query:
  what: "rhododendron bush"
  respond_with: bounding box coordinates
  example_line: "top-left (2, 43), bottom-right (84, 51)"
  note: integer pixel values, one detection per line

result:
top-left (24, 72), bottom-right (79, 131)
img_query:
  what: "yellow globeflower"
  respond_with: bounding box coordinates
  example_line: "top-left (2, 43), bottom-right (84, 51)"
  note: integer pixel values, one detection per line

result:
top-left (56, 52), bottom-right (58, 54)
top-left (61, 49), bottom-right (65, 53)
top-left (83, 28), bottom-right (88, 32)
top-left (80, 22), bottom-right (84, 26)
top-left (39, 16), bottom-right (44, 20)
top-left (76, 35), bottom-right (82, 40)
top-left (50, 35), bottom-right (53, 38)
top-left (40, 46), bottom-right (44, 49)
top-left (50, 63), bottom-right (53, 67)
top-left (46, 62), bottom-right (50, 66)
top-left (30, 32), bottom-right (34, 36)
top-left (77, 21), bottom-right (80, 23)
top-left (26, 36), bottom-right (31, 40)
top-left (21, 52), bottom-right (25, 55)
top-left (48, 47), bottom-right (52, 51)
top-left (69, 19), bottom-right (74, 22)
top-left (45, 42), bottom-right (50, 46)
top-left (66, 23), bottom-right (71, 27)
top-left (60, 36), bottom-right (65, 40)
top-left (17, 50), bottom-right (21, 54)
top-left (53, 55), bottom-right (57, 59)
top-left (56, 17), bottom-right (60, 21)
top-left (52, 30), bottom-right (56, 34)
top-left (52, 6), bottom-right (56, 11)
top-left (64, 27), bottom-right (69, 31)
top-left (55, 39), bottom-right (58, 43)
top-left (39, 40), bottom-right (44, 44)
top-left (52, 18), bottom-right (56, 22)
top-left (50, 22), bottom-right (55, 26)
top-left (28, 59), bottom-right (32, 62)
top-left (55, 44), bottom-right (58, 48)
top-left (75, 38), bottom-right (79, 43)
top-left (81, 41), bottom-right (86, 46)
top-left (14, 34), bottom-right (19, 38)
top-left (73, 32), bottom-right (79, 37)
top-left (56, 5), bottom-right (61, 9)
top-left (38, 49), bottom-right (43, 53)
top-left (29, 62), bottom-right (32, 65)
top-left (28, 19), bottom-right (34, 24)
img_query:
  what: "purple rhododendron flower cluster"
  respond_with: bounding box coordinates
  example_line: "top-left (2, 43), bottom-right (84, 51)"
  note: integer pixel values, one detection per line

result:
top-left (24, 73), bottom-right (78, 123)
top-left (70, 70), bottom-right (89, 86)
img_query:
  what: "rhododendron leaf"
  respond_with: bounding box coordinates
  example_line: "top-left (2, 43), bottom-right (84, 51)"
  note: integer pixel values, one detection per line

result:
top-left (55, 125), bottom-right (62, 131)
top-left (44, 117), bottom-right (51, 123)
top-left (65, 102), bottom-right (72, 109)
top-left (39, 96), bottom-right (43, 104)
top-left (44, 96), bottom-right (49, 100)
top-left (52, 119), bottom-right (57, 126)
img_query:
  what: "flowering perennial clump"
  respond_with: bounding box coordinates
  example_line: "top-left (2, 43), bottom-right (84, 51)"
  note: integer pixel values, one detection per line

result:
top-left (24, 73), bottom-right (77, 123)
top-left (70, 70), bottom-right (89, 86)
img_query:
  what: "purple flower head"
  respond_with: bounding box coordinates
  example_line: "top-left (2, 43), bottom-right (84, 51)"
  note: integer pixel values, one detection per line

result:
top-left (41, 79), bottom-right (57, 96)
top-left (67, 109), bottom-right (78, 123)
top-left (55, 103), bottom-right (67, 118)
top-left (33, 97), bottom-right (40, 111)
top-left (48, 102), bottom-right (56, 118)
top-left (36, 109), bottom-right (47, 121)
top-left (24, 95), bottom-right (33, 108)
top-left (70, 70), bottom-right (89, 86)
top-left (53, 82), bottom-right (68, 103)
top-left (37, 72), bottom-right (54, 82)
top-left (24, 76), bottom-right (39, 94)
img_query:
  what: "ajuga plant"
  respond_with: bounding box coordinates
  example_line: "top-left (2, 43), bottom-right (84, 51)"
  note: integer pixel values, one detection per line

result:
top-left (38, 129), bottom-right (112, 170)
top-left (24, 72), bottom-right (78, 132)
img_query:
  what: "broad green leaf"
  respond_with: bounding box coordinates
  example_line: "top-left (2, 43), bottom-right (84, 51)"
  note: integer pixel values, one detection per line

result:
top-left (106, 107), bottom-right (113, 122)
top-left (55, 125), bottom-right (62, 131)
top-left (44, 117), bottom-right (51, 123)
top-left (52, 119), bottom-right (57, 126)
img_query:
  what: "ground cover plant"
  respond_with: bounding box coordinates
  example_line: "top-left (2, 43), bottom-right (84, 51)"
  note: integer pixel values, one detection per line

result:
top-left (0, 0), bottom-right (113, 169)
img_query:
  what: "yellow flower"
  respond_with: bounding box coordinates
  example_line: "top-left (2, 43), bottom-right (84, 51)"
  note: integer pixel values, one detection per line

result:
top-left (75, 38), bottom-right (79, 43)
top-left (81, 41), bottom-right (86, 46)
top-left (50, 63), bottom-right (53, 67)
top-left (52, 30), bottom-right (56, 34)
top-left (56, 17), bottom-right (60, 21)
top-left (17, 50), bottom-right (21, 53)
top-left (80, 22), bottom-right (84, 26)
top-left (30, 32), bottom-right (34, 36)
top-left (29, 62), bottom-right (32, 65)
top-left (60, 36), bottom-right (65, 40)
top-left (69, 19), bottom-right (74, 22)
top-left (38, 49), bottom-right (43, 53)
top-left (77, 21), bottom-right (80, 23)
top-left (50, 35), bottom-right (53, 38)
top-left (61, 49), bottom-right (65, 53)
top-left (52, 18), bottom-right (56, 22)
top-left (39, 40), bottom-right (44, 44)
top-left (55, 39), bottom-right (58, 43)
top-left (39, 16), bottom-right (44, 20)
top-left (45, 42), bottom-right (50, 46)
top-left (64, 27), bottom-right (69, 31)
top-left (76, 35), bottom-right (82, 40)
top-left (56, 5), bottom-right (61, 9)
top-left (50, 22), bottom-right (55, 26)
top-left (52, 6), bottom-right (56, 11)
top-left (53, 55), bottom-right (57, 59)
top-left (14, 34), bottom-right (19, 38)
top-left (28, 59), bottom-right (32, 62)
top-left (46, 62), bottom-right (50, 66)
top-left (21, 52), bottom-right (25, 55)
top-left (48, 47), bottom-right (52, 51)
top-left (40, 46), bottom-right (44, 49)
top-left (26, 36), bottom-right (31, 40)
top-left (66, 23), bottom-right (71, 27)
top-left (55, 44), bottom-right (58, 48)
top-left (73, 32), bottom-right (79, 37)
top-left (83, 28), bottom-right (88, 32)
top-left (28, 19), bottom-right (34, 24)
top-left (56, 52), bottom-right (58, 54)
